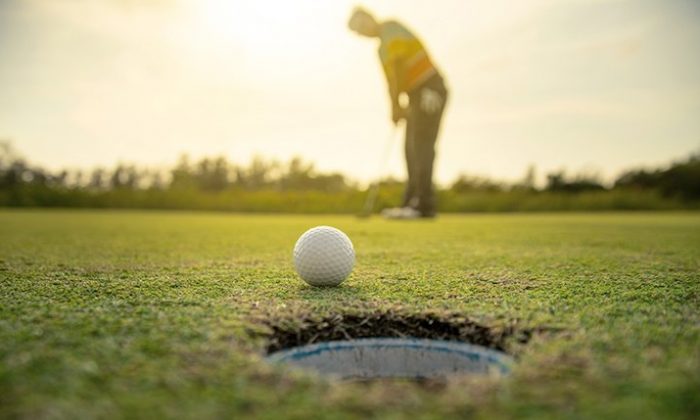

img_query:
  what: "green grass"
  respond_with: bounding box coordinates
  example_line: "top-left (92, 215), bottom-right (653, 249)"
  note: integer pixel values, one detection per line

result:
top-left (1, 210), bottom-right (699, 419)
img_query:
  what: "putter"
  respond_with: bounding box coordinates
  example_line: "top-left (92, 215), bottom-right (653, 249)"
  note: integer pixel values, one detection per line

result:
top-left (357, 124), bottom-right (401, 218)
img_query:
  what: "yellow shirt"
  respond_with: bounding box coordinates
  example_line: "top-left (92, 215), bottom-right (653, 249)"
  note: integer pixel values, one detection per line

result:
top-left (378, 21), bottom-right (438, 96)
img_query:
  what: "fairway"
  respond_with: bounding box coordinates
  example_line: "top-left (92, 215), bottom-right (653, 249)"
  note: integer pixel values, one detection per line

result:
top-left (1, 210), bottom-right (699, 419)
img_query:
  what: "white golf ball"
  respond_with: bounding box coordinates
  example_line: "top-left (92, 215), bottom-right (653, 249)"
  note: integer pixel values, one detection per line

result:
top-left (293, 226), bottom-right (355, 286)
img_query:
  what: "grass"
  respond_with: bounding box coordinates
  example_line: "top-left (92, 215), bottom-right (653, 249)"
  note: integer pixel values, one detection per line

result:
top-left (1, 209), bottom-right (699, 419)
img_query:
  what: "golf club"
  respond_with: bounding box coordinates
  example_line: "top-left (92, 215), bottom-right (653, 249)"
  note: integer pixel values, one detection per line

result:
top-left (357, 123), bottom-right (402, 218)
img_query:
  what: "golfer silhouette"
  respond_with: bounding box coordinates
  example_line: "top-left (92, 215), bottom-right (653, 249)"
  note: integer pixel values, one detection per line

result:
top-left (349, 7), bottom-right (448, 219)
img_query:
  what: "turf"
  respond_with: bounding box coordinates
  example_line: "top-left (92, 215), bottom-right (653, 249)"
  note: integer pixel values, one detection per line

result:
top-left (1, 210), bottom-right (699, 419)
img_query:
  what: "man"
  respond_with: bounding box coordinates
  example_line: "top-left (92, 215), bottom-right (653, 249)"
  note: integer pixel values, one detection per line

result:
top-left (349, 7), bottom-right (448, 219)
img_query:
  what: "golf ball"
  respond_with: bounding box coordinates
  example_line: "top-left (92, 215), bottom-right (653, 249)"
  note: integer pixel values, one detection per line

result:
top-left (293, 226), bottom-right (355, 286)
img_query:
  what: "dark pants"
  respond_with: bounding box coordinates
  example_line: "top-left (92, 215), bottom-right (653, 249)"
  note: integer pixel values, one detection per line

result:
top-left (403, 74), bottom-right (448, 216)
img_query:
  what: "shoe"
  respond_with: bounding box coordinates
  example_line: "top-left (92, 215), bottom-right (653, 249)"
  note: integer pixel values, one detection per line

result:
top-left (381, 207), bottom-right (422, 220)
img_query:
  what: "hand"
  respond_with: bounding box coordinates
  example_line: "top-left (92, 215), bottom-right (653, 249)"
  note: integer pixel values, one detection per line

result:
top-left (392, 106), bottom-right (408, 125)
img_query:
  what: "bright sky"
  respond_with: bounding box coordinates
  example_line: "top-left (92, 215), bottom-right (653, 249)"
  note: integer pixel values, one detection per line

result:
top-left (1, 0), bottom-right (699, 184)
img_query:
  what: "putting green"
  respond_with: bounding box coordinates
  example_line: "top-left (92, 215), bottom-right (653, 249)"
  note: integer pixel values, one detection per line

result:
top-left (1, 210), bottom-right (698, 418)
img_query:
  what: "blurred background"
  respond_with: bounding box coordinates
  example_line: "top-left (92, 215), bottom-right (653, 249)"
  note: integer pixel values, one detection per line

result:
top-left (1, 0), bottom-right (699, 212)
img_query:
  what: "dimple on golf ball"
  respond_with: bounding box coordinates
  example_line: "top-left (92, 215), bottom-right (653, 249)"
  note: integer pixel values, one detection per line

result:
top-left (293, 226), bottom-right (355, 286)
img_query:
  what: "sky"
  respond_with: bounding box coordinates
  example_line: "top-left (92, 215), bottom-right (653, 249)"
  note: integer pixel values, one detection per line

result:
top-left (1, 0), bottom-right (699, 185)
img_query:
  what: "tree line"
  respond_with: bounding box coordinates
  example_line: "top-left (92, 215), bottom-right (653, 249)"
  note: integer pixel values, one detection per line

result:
top-left (1, 141), bottom-right (698, 212)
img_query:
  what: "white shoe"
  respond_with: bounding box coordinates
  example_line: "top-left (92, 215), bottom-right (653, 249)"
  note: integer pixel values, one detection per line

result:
top-left (381, 207), bottom-right (421, 220)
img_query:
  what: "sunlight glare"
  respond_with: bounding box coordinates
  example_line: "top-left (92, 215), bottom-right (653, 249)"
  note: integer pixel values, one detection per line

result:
top-left (199, 0), bottom-right (334, 59)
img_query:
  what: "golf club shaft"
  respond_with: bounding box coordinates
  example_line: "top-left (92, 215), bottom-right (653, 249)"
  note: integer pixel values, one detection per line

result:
top-left (361, 124), bottom-right (401, 216)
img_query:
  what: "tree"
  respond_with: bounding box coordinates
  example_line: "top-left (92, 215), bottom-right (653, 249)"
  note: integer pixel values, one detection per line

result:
top-left (170, 155), bottom-right (196, 190)
top-left (450, 174), bottom-right (504, 192)
top-left (88, 168), bottom-right (107, 190)
top-left (195, 156), bottom-right (229, 191)
top-left (545, 171), bottom-right (605, 193)
top-left (614, 154), bottom-right (700, 200)
top-left (110, 164), bottom-right (140, 189)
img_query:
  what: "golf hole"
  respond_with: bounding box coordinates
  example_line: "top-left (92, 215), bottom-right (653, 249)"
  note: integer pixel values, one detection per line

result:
top-left (259, 310), bottom-right (534, 382)
top-left (267, 338), bottom-right (512, 380)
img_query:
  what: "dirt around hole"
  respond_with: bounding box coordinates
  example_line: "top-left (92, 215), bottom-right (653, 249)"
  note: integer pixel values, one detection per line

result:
top-left (258, 309), bottom-right (535, 354)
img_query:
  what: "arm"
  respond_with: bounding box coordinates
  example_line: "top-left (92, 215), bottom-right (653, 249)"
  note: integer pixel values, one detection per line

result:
top-left (382, 61), bottom-right (405, 125)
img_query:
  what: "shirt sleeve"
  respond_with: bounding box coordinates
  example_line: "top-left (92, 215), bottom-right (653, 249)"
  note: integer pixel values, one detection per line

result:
top-left (380, 39), bottom-right (407, 100)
